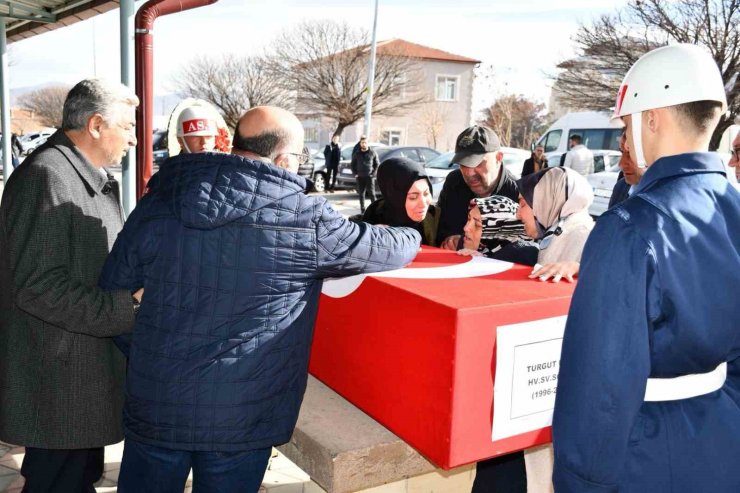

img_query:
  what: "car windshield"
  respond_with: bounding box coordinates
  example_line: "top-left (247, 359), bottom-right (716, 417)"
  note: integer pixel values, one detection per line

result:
top-left (425, 152), bottom-right (455, 169)
top-left (376, 148), bottom-right (393, 161)
top-left (341, 147), bottom-right (354, 160)
top-left (605, 154), bottom-right (621, 170)
top-left (593, 153), bottom-right (622, 173)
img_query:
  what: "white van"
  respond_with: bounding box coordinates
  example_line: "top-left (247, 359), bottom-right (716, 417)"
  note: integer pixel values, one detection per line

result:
top-left (536, 111), bottom-right (624, 164)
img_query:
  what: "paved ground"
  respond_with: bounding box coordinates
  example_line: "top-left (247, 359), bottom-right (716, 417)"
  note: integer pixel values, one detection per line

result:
top-left (0, 441), bottom-right (324, 492)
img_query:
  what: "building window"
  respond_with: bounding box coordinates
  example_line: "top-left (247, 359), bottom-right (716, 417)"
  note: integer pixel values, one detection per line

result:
top-left (390, 75), bottom-right (406, 98)
top-left (381, 129), bottom-right (403, 146)
top-left (304, 127), bottom-right (319, 144)
top-left (435, 75), bottom-right (459, 102)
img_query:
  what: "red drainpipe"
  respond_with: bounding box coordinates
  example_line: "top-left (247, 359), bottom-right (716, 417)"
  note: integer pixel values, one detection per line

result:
top-left (135, 0), bottom-right (218, 199)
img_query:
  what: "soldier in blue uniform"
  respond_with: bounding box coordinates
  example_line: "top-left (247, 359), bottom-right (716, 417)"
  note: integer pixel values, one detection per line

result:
top-left (552, 44), bottom-right (740, 492)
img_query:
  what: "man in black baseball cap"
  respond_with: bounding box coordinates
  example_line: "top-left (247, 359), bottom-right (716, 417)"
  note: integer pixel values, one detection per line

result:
top-left (436, 125), bottom-right (520, 250)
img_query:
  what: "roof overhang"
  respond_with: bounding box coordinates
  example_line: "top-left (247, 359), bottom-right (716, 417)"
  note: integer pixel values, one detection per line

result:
top-left (1, 0), bottom-right (119, 43)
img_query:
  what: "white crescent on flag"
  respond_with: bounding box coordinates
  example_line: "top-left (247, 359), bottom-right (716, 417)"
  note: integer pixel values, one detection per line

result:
top-left (321, 256), bottom-right (514, 298)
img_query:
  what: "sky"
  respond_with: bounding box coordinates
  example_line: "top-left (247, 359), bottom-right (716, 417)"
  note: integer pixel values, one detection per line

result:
top-left (7, 0), bottom-right (629, 115)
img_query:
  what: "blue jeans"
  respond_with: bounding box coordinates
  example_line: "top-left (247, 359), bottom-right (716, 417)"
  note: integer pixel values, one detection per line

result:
top-left (117, 439), bottom-right (271, 493)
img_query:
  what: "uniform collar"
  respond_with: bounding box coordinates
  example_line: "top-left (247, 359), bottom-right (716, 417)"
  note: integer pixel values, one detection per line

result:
top-left (633, 152), bottom-right (726, 195)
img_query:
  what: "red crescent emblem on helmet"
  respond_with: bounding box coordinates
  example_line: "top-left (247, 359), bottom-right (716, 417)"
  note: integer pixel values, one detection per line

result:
top-left (615, 84), bottom-right (628, 116)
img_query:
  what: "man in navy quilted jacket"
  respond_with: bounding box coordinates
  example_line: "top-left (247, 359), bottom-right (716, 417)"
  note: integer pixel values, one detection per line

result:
top-left (100, 106), bottom-right (421, 492)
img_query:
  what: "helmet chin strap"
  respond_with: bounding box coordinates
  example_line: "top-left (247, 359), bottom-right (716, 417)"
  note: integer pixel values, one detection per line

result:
top-left (631, 111), bottom-right (648, 169)
top-left (181, 138), bottom-right (192, 154)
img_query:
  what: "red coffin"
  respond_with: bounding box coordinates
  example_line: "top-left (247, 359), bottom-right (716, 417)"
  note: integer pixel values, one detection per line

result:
top-left (308, 246), bottom-right (577, 470)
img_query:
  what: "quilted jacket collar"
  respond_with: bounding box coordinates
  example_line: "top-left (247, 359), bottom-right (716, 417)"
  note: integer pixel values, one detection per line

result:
top-left (150, 152), bottom-right (308, 230)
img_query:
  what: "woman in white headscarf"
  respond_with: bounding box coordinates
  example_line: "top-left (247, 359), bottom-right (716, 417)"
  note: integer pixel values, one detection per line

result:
top-left (513, 166), bottom-right (594, 491)
top-left (516, 166), bottom-right (595, 282)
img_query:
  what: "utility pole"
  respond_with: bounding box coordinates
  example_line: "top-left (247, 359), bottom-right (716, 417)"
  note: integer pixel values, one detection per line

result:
top-left (363, 0), bottom-right (379, 139)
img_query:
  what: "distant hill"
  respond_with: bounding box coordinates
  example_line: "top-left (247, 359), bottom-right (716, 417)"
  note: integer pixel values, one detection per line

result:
top-left (10, 81), bottom-right (69, 106)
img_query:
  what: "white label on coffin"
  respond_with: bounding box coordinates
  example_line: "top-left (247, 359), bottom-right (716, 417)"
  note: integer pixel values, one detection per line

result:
top-left (492, 316), bottom-right (567, 442)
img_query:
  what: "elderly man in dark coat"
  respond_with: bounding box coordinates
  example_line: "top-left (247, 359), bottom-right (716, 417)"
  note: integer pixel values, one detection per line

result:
top-left (0, 78), bottom-right (141, 492)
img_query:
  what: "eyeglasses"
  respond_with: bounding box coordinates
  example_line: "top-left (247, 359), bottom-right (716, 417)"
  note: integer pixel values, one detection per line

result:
top-left (731, 148), bottom-right (740, 160)
top-left (283, 152), bottom-right (310, 165)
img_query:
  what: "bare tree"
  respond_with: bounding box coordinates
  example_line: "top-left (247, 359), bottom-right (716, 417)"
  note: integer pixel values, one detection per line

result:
top-left (416, 102), bottom-right (450, 150)
top-left (269, 20), bottom-right (426, 138)
top-left (172, 54), bottom-right (291, 129)
top-left (17, 85), bottom-right (70, 128)
top-left (554, 0), bottom-right (740, 149)
top-left (480, 95), bottom-right (547, 149)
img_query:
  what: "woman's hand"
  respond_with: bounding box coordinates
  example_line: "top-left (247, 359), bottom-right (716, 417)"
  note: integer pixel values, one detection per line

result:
top-left (529, 261), bottom-right (579, 283)
top-left (456, 248), bottom-right (482, 257)
top-left (440, 235), bottom-right (461, 251)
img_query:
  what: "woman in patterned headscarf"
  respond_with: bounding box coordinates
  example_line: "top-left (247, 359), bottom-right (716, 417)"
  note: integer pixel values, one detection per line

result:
top-left (459, 195), bottom-right (538, 266)
top-left (459, 195), bottom-right (539, 493)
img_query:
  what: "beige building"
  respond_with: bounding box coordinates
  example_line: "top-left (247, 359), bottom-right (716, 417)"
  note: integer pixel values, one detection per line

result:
top-left (9, 108), bottom-right (48, 135)
top-left (300, 39), bottom-right (480, 153)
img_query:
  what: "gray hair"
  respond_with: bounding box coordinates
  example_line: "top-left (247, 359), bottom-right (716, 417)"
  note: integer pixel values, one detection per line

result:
top-left (62, 78), bottom-right (139, 131)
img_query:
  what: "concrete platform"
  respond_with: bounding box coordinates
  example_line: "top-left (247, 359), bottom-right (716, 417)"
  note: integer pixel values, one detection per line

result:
top-left (279, 377), bottom-right (474, 493)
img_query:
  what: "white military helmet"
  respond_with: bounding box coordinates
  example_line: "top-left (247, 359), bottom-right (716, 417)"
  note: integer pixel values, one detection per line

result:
top-left (176, 105), bottom-right (217, 137)
top-left (613, 43), bottom-right (728, 168)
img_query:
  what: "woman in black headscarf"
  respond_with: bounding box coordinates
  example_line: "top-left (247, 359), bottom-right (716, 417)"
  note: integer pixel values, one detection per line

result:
top-left (360, 157), bottom-right (441, 246)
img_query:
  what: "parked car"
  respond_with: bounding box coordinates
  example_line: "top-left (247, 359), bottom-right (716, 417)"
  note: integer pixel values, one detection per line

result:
top-left (424, 147), bottom-right (530, 198)
top-left (297, 146), bottom-right (315, 184)
top-left (591, 150), bottom-right (621, 174)
top-left (312, 148), bottom-right (326, 169)
top-left (308, 149), bottom-right (329, 192)
top-left (335, 145), bottom-right (440, 190)
top-left (589, 151), bottom-right (738, 217)
top-left (20, 130), bottom-right (54, 155)
top-left (153, 129), bottom-right (168, 165)
top-left (308, 143), bottom-right (384, 192)
top-left (578, 150), bottom-right (622, 217)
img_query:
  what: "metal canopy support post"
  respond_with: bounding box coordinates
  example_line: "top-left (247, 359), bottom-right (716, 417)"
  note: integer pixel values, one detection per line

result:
top-left (363, 0), bottom-right (379, 139)
top-left (120, 0), bottom-right (135, 214)
top-left (1, 21), bottom-right (11, 184)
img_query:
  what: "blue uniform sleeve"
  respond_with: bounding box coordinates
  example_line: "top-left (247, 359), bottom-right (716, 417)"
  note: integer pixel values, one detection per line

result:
top-left (314, 200), bottom-right (420, 278)
top-left (552, 209), bottom-right (656, 492)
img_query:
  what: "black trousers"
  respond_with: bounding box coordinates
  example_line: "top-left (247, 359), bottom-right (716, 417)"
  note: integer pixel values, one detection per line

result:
top-left (356, 176), bottom-right (376, 212)
top-left (21, 447), bottom-right (104, 493)
top-left (326, 165), bottom-right (338, 190)
top-left (471, 452), bottom-right (526, 493)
